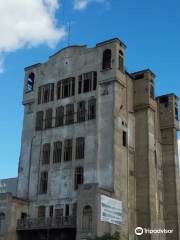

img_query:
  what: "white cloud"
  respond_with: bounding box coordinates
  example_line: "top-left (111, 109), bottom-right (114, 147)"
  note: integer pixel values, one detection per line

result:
top-left (74, 0), bottom-right (108, 10)
top-left (0, 0), bottom-right (66, 53)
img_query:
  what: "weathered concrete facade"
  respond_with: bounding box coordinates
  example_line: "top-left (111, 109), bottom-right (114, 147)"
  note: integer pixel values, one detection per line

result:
top-left (1, 38), bottom-right (180, 240)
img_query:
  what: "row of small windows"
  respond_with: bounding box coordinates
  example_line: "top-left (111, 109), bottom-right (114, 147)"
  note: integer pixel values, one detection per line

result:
top-left (39, 167), bottom-right (84, 194)
top-left (26, 48), bottom-right (124, 93)
top-left (37, 72), bottom-right (97, 104)
top-left (41, 137), bottom-right (85, 165)
top-left (35, 99), bottom-right (96, 131)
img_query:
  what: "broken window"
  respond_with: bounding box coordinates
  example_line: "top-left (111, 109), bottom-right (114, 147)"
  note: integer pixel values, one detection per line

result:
top-left (119, 51), bottom-right (124, 72)
top-left (78, 72), bottom-right (97, 94)
top-left (88, 99), bottom-right (96, 120)
top-left (49, 206), bottom-right (54, 217)
top-left (102, 49), bottom-right (111, 70)
top-left (175, 107), bottom-right (179, 120)
top-left (0, 212), bottom-right (5, 235)
top-left (74, 167), bottom-right (83, 189)
top-left (64, 139), bottom-right (72, 161)
top-left (122, 131), bottom-right (127, 147)
top-left (65, 205), bottom-right (69, 217)
top-left (39, 172), bottom-right (48, 194)
top-left (45, 109), bottom-right (52, 129)
top-left (27, 72), bottom-right (35, 92)
top-left (55, 208), bottom-right (63, 218)
top-left (65, 104), bottom-right (74, 125)
top-left (38, 83), bottom-right (54, 104)
top-left (42, 143), bottom-right (50, 165)
top-left (76, 137), bottom-right (85, 159)
top-left (53, 141), bottom-right (62, 163)
top-left (82, 206), bottom-right (92, 232)
top-left (55, 106), bottom-right (64, 127)
top-left (38, 206), bottom-right (46, 218)
top-left (36, 111), bottom-right (44, 131)
top-left (77, 101), bottom-right (86, 122)
top-left (57, 77), bottom-right (75, 99)
top-left (150, 85), bottom-right (155, 99)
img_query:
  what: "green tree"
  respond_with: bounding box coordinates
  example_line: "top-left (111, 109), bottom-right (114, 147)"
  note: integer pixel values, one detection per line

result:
top-left (85, 231), bottom-right (120, 240)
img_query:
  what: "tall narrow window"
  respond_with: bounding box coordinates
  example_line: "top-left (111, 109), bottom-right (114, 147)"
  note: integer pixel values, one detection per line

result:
top-left (0, 213), bottom-right (5, 235)
top-left (45, 109), bottom-right (52, 129)
top-left (78, 75), bottom-right (82, 94)
top-left (102, 49), bottom-right (111, 70)
top-left (88, 99), bottom-right (96, 120)
top-left (42, 144), bottom-right (50, 165)
top-left (55, 106), bottom-right (64, 127)
top-left (36, 111), bottom-right (44, 130)
top-left (76, 137), bottom-right (85, 159)
top-left (53, 141), bottom-right (62, 163)
top-left (74, 167), bottom-right (83, 189)
top-left (38, 206), bottom-right (46, 218)
top-left (39, 172), bottom-right (48, 194)
top-left (65, 205), bottom-right (69, 217)
top-left (119, 51), bottom-right (124, 72)
top-left (150, 85), bottom-right (154, 99)
top-left (93, 72), bottom-right (97, 90)
top-left (77, 101), bottom-right (86, 122)
top-left (38, 87), bottom-right (42, 104)
top-left (83, 72), bottom-right (92, 93)
top-left (122, 131), bottom-right (127, 147)
top-left (27, 72), bottom-right (35, 92)
top-left (49, 206), bottom-right (54, 217)
top-left (64, 139), bottom-right (72, 161)
top-left (175, 107), bottom-right (179, 120)
top-left (82, 206), bottom-right (92, 232)
top-left (66, 104), bottom-right (74, 125)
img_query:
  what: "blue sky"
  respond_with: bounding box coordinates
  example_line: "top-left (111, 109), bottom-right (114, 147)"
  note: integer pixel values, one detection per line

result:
top-left (0, 0), bottom-right (180, 179)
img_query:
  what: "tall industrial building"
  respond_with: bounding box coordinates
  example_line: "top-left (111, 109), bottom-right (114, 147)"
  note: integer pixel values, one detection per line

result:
top-left (0, 38), bottom-right (180, 240)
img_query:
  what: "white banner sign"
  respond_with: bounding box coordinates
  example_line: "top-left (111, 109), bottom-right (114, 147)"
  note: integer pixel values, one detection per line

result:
top-left (100, 195), bottom-right (122, 225)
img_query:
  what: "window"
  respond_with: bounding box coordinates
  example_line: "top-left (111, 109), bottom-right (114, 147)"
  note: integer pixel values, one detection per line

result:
top-left (74, 167), bottom-right (83, 189)
top-left (42, 144), bottom-right (50, 165)
top-left (55, 208), bottom-right (63, 218)
top-left (175, 107), bottom-right (179, 120)
top-left (27, 72), bottom-right (35, 92)
top-left (49, 206), bottom-right (54, 217)
top-left (36, 111), bottom-right (44, 130)
top-left (64, 139), bottom-right (72, 161)
top-left (38, 83), bottom-right (54, 104)
top-left (38, 206), bottom-right (46, 218)
top-left (55, 106), bottom-right (64, 127)
top-left (77, 101), bottom-right (86, 122)
top-left (119, 52), bottom-right (124, 72)
top-left (40, 172), bottom-right (48, 194)
top-left (57, 77), bottom-right (75, 99)
top-left (0, 212), bottom-right (5, 235)
top-left (65, 104), bottom-right (74, 125)
top-left (53, 141), bottom-right (62, 163)
top-left (82, 206), bottom-right (92, 232)
top-left (78, 72), bottom-right (97, 94)
top-left (65, 205), bottom-right (69, 217)
top-left (122, 131), bottom-right (127, 147)
top-left (102, 49), bottom-right (111, 70)
top-left (88, 99), bottom-right (96, 120)
top-left (76, 137), bottom-right (85, 159)
top-left (150, 85), bottom-right (154, 99)
top-left (45, 109), bottom-right (52, 129)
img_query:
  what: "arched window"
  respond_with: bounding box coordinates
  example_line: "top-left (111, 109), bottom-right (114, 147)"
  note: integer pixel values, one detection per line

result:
top-left (27, 72), bottom-right (35, 92)
top-left (0, 212), bottom-right (5, 234)
top-left (82, 206), bottom-right (92, 232)
top-left (102, 49), bottom-right (111, 70)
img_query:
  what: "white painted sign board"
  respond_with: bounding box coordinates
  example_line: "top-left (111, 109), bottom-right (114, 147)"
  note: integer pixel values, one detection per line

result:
top-left (100, 195), bottom-right (122, 225)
